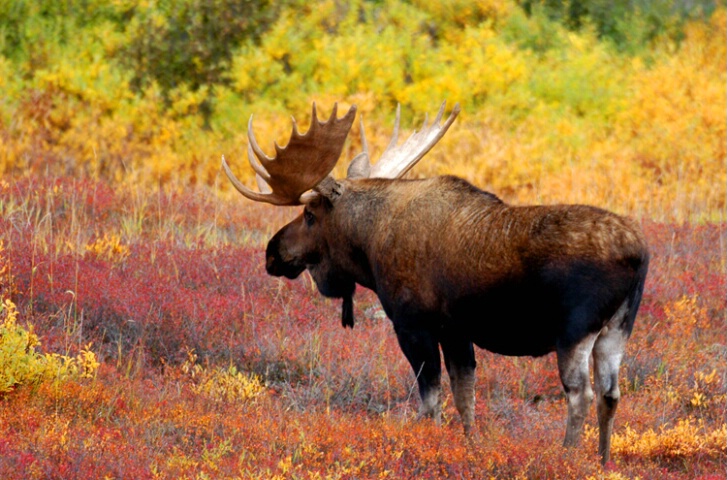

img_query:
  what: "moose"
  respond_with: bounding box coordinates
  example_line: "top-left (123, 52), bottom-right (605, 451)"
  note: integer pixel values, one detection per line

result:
top-left (222, 102), bottom-right (649, 464)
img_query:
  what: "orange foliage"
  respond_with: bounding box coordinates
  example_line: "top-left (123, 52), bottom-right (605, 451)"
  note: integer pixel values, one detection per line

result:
top-left (0, 178), bottom-right (723, 479)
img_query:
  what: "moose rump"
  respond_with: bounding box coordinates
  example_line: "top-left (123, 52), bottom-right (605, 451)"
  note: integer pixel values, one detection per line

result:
top-left (222, 102), bottom-right (649, 465)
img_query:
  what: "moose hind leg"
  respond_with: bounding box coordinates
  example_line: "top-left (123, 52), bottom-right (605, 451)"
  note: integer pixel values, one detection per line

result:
top-left (593, 304), bottom-right (629, 464)
top-left (395, 328), bottom-right (443, 424)
top-left (557, 333), bottom-right (597, 448)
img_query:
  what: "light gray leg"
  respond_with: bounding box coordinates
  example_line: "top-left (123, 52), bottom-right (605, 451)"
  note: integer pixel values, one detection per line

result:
top-left (418, 383), bottom-right (443, 425)
top-left (593, 303), bottom-right (629, 464)
top-left (558, 333), bottom-right (597, 448)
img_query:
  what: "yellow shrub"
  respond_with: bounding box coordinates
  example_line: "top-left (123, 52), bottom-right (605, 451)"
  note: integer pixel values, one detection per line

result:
top-left (85, 233), bottom-right (130, 264)
top-left (663, 296), bottom-right (708, 344)
top-left (182, 349), bottom-right (265, 403)
top-left (0, 299), bottom-right (99, 394)
top-left (193, 365), bottom-right (265, 403)
top-left (614, 9), bottom-right (727, 221)
top-left (611, 417), bottom-right (726, 458)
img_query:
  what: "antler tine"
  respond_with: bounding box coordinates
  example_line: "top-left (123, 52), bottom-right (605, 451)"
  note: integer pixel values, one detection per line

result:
top-left (433, 102), bottom-right (445, 124)
top-left (222, 155), bottom-right (288, 205)
top-left (255, 173), bottom-right (272, 194)
top-left (369, 101), bottom-right (460, 179)
top-left (247, 140), bottom-right (271, 183)
top-left (223, 103), bottom-right (357, 206)
top-left (284, 102), bottom-right (323, 148)
top-left (385, 104), bottom-right (401, 155)
top-left (420, 111), bottom-right (430, 131)
top-left (247, 115), bottom-right (273, 165)
top-left (290, 115), bottom-right (300, 137)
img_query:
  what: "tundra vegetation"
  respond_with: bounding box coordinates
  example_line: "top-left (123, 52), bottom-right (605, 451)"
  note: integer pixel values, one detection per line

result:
top-left (0, 0), bottom-right (724, 478)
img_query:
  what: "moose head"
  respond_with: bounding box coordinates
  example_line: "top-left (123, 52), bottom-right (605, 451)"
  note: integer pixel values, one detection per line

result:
top-left (223, 102), bottom-right (459, 327)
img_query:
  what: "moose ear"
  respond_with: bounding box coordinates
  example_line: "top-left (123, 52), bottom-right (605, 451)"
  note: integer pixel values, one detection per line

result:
top-left (347, 116), bottom-right (371, 179)
top-left (347, 151), bottom-right (371, 179)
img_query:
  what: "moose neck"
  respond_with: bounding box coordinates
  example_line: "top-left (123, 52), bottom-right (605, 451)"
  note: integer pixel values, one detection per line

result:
top-left (314, 180), bottom-right (392, 294)
top-left (311, 176), bottom-right (508, 298)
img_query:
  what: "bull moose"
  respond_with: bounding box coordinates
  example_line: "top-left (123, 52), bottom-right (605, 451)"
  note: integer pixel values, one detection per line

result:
top-left (221, 102), bottom-right (649, 464)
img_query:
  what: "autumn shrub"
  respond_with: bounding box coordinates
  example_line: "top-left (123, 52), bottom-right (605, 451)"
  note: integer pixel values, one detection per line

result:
top-left (116, 0), bottom-right (275, 100)
top-left (85, 233), bottom-right (130, 264)
top-left (0, 295), bottom-right (99, 394)
top-left (613, 8), bottom-right (727, 221)
top-left (181, 348), bottom-right (265, 403)
top-left (611, 417), bottom-right (726, 460)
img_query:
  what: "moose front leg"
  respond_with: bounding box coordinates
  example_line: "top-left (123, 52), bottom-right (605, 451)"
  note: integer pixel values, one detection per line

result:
top-left (395, 327), bottom-right (443, 424)
top-left (441, 334), bottom-right (477, 435)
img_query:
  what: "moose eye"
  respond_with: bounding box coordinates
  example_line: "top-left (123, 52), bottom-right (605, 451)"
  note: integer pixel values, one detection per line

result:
top-left (304, 210), bottom-right (315, 226)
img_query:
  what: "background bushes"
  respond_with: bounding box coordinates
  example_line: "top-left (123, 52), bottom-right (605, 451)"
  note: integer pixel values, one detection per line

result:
top-left (0, 0), bottom-right (724, 220)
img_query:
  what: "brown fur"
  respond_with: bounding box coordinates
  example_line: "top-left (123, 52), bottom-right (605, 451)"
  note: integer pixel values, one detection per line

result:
top-left (264, 174), bottom-right (649, 464)
top-left (327, 176), bottom-right (645, 312)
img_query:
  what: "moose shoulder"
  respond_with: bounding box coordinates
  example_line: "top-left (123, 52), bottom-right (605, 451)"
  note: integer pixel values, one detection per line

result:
top-left (222, 103), bottom-right (649, 465)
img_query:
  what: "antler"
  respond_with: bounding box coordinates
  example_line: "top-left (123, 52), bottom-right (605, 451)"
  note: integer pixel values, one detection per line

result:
top-left (347, 102), bottom-right (460, 180)
top-left (222, 103), bottom-right (357, 205)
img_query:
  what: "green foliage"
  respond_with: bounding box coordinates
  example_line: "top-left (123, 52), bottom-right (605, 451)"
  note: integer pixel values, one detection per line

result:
top-left (228, 0), bottom-right (426, 110)
top-left (517, 0), bottom-right (722, 52)
top-left (0, 0), bottom-right (276, 122)
top-left (501, 4), bottom-right (569, 53)
top-left (116, 0), bottom-right (276, 119)
top-left (0, 0), bottom-right (126, 72)
top-left (524, 32), bottom-right (627, 121)
top-left (227, 0), bottom-right (527, 114)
